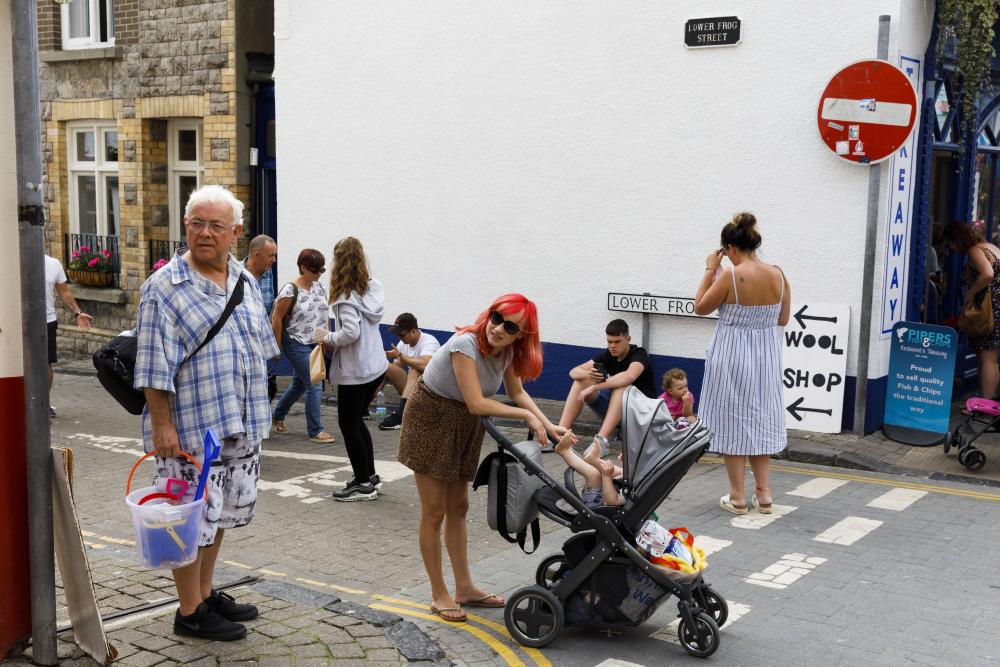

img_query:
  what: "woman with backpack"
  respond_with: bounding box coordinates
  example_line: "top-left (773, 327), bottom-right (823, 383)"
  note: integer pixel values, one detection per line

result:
top-left (271, 248), bottom-right (336, 443)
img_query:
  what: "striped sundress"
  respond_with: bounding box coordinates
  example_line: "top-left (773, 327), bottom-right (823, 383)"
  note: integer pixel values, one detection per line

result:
top-left (702, 268), bottom-right (787, 456)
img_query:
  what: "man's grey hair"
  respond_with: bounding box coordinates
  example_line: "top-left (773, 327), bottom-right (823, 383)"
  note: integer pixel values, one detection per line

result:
top-left (249, 234), bottom-right (275, 254)
top-left (184, 184), bottom-right (244, 228)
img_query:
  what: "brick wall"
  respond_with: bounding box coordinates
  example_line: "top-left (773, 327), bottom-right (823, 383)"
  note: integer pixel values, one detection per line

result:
top-left (115, 0), bottom-right (139, 45)
top-left (37, 0), bottom-right (59, 52)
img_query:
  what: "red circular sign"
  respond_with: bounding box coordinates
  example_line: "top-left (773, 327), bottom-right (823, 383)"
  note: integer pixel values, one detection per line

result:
top-left (817, 59), bottom-right (917, 164)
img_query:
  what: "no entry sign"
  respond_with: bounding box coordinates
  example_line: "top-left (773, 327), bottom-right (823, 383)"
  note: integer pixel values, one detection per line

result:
top-left (817, 60), bottom-right (917, 164)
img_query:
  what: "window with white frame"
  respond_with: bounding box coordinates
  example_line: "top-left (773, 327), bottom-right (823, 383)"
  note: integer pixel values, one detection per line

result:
top-left (168, 120), bottom-right (204, 242)
top-left (61, 0), bottom-right (115, 50)
top-left (67, 121), bottom-right (119, 237)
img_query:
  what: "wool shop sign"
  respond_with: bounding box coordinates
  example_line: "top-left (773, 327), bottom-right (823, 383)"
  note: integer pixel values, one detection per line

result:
top-left (782, 303), bottom-right (851, 433)
top-left (685, 16), bottom-right (741, 48)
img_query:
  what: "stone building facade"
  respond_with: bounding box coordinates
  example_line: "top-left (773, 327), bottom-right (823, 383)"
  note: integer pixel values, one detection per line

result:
top-left (37, 0), bottom-right (273, 354)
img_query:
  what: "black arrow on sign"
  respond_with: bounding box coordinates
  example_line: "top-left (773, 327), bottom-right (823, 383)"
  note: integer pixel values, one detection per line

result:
top-left (786, 397), bottom-right (834, 422)
top-left (794, 305), bottom-right (838, 330)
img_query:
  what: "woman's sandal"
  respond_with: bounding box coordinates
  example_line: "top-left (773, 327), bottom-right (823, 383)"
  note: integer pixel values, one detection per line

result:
top-left (719, 494), bottom-right (748, 515)
top-left (430, 605), bottom-right (467, 622)
top-left (272, 420), bottom-right (288, 434)
top-left (456, 592), bottom-right (505, 608)
top-left (752, 494), bottom-right (773, 514)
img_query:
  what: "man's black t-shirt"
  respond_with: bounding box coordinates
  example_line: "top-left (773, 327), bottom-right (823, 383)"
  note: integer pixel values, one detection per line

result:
top-left (592, 345), bottom-right (657, 398)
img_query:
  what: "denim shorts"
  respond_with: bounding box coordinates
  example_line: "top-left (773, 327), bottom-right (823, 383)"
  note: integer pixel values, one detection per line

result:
top-left (585, 388), bottom-right (612, 419)
top-left (581, 487), bottom-right (605, 509)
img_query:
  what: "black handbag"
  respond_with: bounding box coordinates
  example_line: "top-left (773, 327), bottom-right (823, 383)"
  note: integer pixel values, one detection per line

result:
top-left (93, 276), bottom-right (246, 415)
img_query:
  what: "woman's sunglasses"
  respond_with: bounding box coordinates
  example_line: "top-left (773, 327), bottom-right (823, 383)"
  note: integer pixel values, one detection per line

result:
top-left (489, 310), bottom-right (527, 336)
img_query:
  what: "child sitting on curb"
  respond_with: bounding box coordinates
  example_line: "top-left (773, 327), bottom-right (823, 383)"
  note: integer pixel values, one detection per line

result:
top-left (658, 368), bottom-right (695, 426)
top-left (553, 430), bottom-right (624, 508)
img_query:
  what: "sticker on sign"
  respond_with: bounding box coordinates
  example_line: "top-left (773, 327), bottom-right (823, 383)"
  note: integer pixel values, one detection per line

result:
top-left (782, 303), bottom-right (851, 433)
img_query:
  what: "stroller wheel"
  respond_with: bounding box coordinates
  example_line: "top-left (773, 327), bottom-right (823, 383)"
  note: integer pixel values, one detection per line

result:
top-left (945, 431), bottom-right (962, 455)
top-left (505, 585), bottom-right (564, 649)
top-left (677, 611), bottom-right (720, 658)
top-left (697, 587), bottom-right (729, 628)
top-left (962, 448), bottom-right (987, 472)
top-left (535, 554), bottom-right (568, 590)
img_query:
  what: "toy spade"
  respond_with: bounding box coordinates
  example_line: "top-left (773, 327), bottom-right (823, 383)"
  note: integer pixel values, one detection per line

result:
top-left (194, 429), bottom-right (222, 501)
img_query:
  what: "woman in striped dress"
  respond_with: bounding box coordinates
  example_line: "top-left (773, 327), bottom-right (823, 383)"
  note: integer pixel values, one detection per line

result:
top-left (694, 213), bottom-right (791, 515)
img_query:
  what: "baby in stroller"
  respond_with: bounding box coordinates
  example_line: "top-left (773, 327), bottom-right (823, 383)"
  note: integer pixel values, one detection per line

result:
top-left (553, 430), bottom-right (624, 508)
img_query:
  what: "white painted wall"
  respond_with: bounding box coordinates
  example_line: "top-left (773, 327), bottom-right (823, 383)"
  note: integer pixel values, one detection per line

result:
top-left (0, 0), bottom-right (24, 378)
top-left (275, 1), bottom-right (932, 378)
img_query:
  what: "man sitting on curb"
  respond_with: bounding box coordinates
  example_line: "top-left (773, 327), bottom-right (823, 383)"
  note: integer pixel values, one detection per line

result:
top-left (556, 318), bottom-right (658, 454)
top-left (378, 312), bottom-right (440, 430)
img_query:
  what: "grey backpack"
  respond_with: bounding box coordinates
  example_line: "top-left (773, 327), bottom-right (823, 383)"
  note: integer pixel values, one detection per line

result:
top-left (473, 440), bottom-right (545, 553)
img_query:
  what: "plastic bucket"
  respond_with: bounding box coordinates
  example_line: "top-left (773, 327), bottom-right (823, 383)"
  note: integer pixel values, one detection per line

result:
top-left (125, 451), bottom-right (205, 569)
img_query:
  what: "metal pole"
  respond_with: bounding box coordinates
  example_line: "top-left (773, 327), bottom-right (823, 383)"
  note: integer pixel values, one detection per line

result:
top-left (641, 292), bottom-right (651, 349)
top-left (11, 0), bottom-right (57, 663)
top-left (853, 14), bottom-right (891, 436)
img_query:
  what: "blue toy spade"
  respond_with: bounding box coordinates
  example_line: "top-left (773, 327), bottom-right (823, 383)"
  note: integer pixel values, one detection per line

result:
top-left (194, 429), bottom-right (222, 501)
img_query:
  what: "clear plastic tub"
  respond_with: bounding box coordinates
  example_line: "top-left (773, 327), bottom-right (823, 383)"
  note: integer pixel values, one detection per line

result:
top-left (126, 486), bottom-right (203, 569)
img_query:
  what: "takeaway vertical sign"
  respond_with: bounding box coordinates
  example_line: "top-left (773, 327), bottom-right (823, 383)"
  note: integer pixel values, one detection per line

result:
top-left (782, 303), bottom-right (851, 433)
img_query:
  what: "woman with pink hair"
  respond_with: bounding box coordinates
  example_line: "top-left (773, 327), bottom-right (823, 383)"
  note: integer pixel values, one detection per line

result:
top-left (397, 293), bottom-right (565, 622)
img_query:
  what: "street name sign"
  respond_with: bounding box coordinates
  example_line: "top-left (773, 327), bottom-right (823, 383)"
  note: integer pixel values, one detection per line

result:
top-left (685, 16), bottom-right (741, 48)
top-left (883, 321), bottom-right (957, 446)
top-left (817, 59), bottom-right (917, 164)
top-left (782, 303), bottom-right (851, 433)
top-left (607, 292), bottom-right (717, 320)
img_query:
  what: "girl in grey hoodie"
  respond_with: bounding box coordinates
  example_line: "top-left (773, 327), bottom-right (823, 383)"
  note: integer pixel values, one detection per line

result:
top-left (314, 237), bottom-right (389, 501)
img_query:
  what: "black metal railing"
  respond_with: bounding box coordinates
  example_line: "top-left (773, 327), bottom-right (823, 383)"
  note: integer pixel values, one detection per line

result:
top-left (64, 233), bottom-right (120, 288)
top-left (148, 239), bottom-right (186, 271)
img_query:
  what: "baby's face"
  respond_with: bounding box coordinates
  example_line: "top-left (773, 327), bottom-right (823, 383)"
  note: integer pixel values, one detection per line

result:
top-left (667, 380), bottom-right (688, 400)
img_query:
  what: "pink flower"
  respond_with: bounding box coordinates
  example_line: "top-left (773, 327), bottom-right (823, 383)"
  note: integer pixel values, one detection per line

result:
top-left (101, 249), bottom-right (112, 258)
top-left (87, 257), bottom-right (100, 268)
top-left (71, 251), bottom-right (80, 259)
top-left (151, 258), bottom-right (168, 271)
top-left (78, 245), bottom-right (91, 253)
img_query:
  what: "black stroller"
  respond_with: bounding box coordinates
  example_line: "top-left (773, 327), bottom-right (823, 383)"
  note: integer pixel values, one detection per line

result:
top-left (481, 386), bottom-right (726, 657)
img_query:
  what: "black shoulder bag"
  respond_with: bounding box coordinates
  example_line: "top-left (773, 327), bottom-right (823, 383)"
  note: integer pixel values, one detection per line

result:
top-left (93, 276), bottom-right (247, 415)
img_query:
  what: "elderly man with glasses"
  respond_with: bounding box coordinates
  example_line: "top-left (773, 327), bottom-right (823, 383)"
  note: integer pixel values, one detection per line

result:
top-left (134, 185), bottom-right (280, 641)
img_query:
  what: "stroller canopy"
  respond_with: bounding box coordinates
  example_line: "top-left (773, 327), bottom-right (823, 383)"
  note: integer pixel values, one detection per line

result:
top-left (620, 386), bottom-right (711, 497)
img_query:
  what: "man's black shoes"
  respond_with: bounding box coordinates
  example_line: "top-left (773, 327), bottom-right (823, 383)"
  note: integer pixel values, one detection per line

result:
top-left (174, 602), bottom-right (247, 641)
top-left (205, 589), bottom-right (259, 622)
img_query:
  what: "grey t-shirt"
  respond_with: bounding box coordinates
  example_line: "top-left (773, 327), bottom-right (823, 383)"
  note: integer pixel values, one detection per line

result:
top-left (421, 332), bottom-right (511, 402)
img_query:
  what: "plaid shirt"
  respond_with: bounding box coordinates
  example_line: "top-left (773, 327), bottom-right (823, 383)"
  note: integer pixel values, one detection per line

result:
top-left (258, 266), bottom-right (276, 315)
top-left (135, 251), bottom-right (280, 451)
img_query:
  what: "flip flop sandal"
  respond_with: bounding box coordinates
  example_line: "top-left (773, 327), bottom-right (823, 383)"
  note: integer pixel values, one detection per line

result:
top-left (752, 494), bottom-right (773, 514)
top-left (430, 605), bottom-right (467, 622)
top-left (272, 420), bottom-right (288, 434)
top-left (719, 494), bottom-right (748, 515)
top-left (457, 593), bottom-right (505, 608)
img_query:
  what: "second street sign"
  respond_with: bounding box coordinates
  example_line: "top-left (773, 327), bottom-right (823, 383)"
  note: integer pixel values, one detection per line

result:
top-left (685, 16), bottom-right (741, 48)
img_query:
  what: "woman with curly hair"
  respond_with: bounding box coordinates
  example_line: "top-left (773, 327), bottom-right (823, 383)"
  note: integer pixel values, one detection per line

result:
top-left (397, 293), bottom-right (567, 622)
top-left (314, 237), bottom-right (389, 501)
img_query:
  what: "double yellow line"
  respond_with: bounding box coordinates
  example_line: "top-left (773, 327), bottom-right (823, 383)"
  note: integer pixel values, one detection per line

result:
top-left (371, 595), bottom-right (551, 667)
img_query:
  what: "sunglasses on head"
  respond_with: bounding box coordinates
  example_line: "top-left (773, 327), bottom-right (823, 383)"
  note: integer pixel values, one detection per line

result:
top-left (489, 310), bottom-right (527, 336)
top-left (308, 266), bottom-right (326, 274)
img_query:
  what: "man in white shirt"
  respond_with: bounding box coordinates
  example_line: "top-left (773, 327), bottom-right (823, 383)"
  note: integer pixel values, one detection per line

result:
top-left (45, 255), bottom-right (92, 416)
top-left (378, 312), bottom-right (440, 430)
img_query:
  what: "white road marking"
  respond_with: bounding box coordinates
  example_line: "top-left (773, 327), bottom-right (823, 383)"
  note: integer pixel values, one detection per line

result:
top-left (745, 553), bottom-right (826, 589)
top-left (787, 477), bottom-right (849, 499)
top-left (651, 602), bottom-right (752, 644)
top-left (730, 503), bottom-right (796, 530)
top-left (814, 516), bottom-right (883, 546)
top-left (867, 488), bottom-right (927, 511)
top-left (694, 535), bottom-right (732, 557)
top-left (593, 660), bottom-right (646, 667)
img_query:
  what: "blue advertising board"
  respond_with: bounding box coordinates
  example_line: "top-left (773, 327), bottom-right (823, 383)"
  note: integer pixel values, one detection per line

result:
top-left (883, 321), bottom-right (957, 446)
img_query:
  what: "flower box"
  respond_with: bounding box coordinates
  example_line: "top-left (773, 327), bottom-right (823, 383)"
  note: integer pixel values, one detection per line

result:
top-left (67, 269), bottom-right (115, 287)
